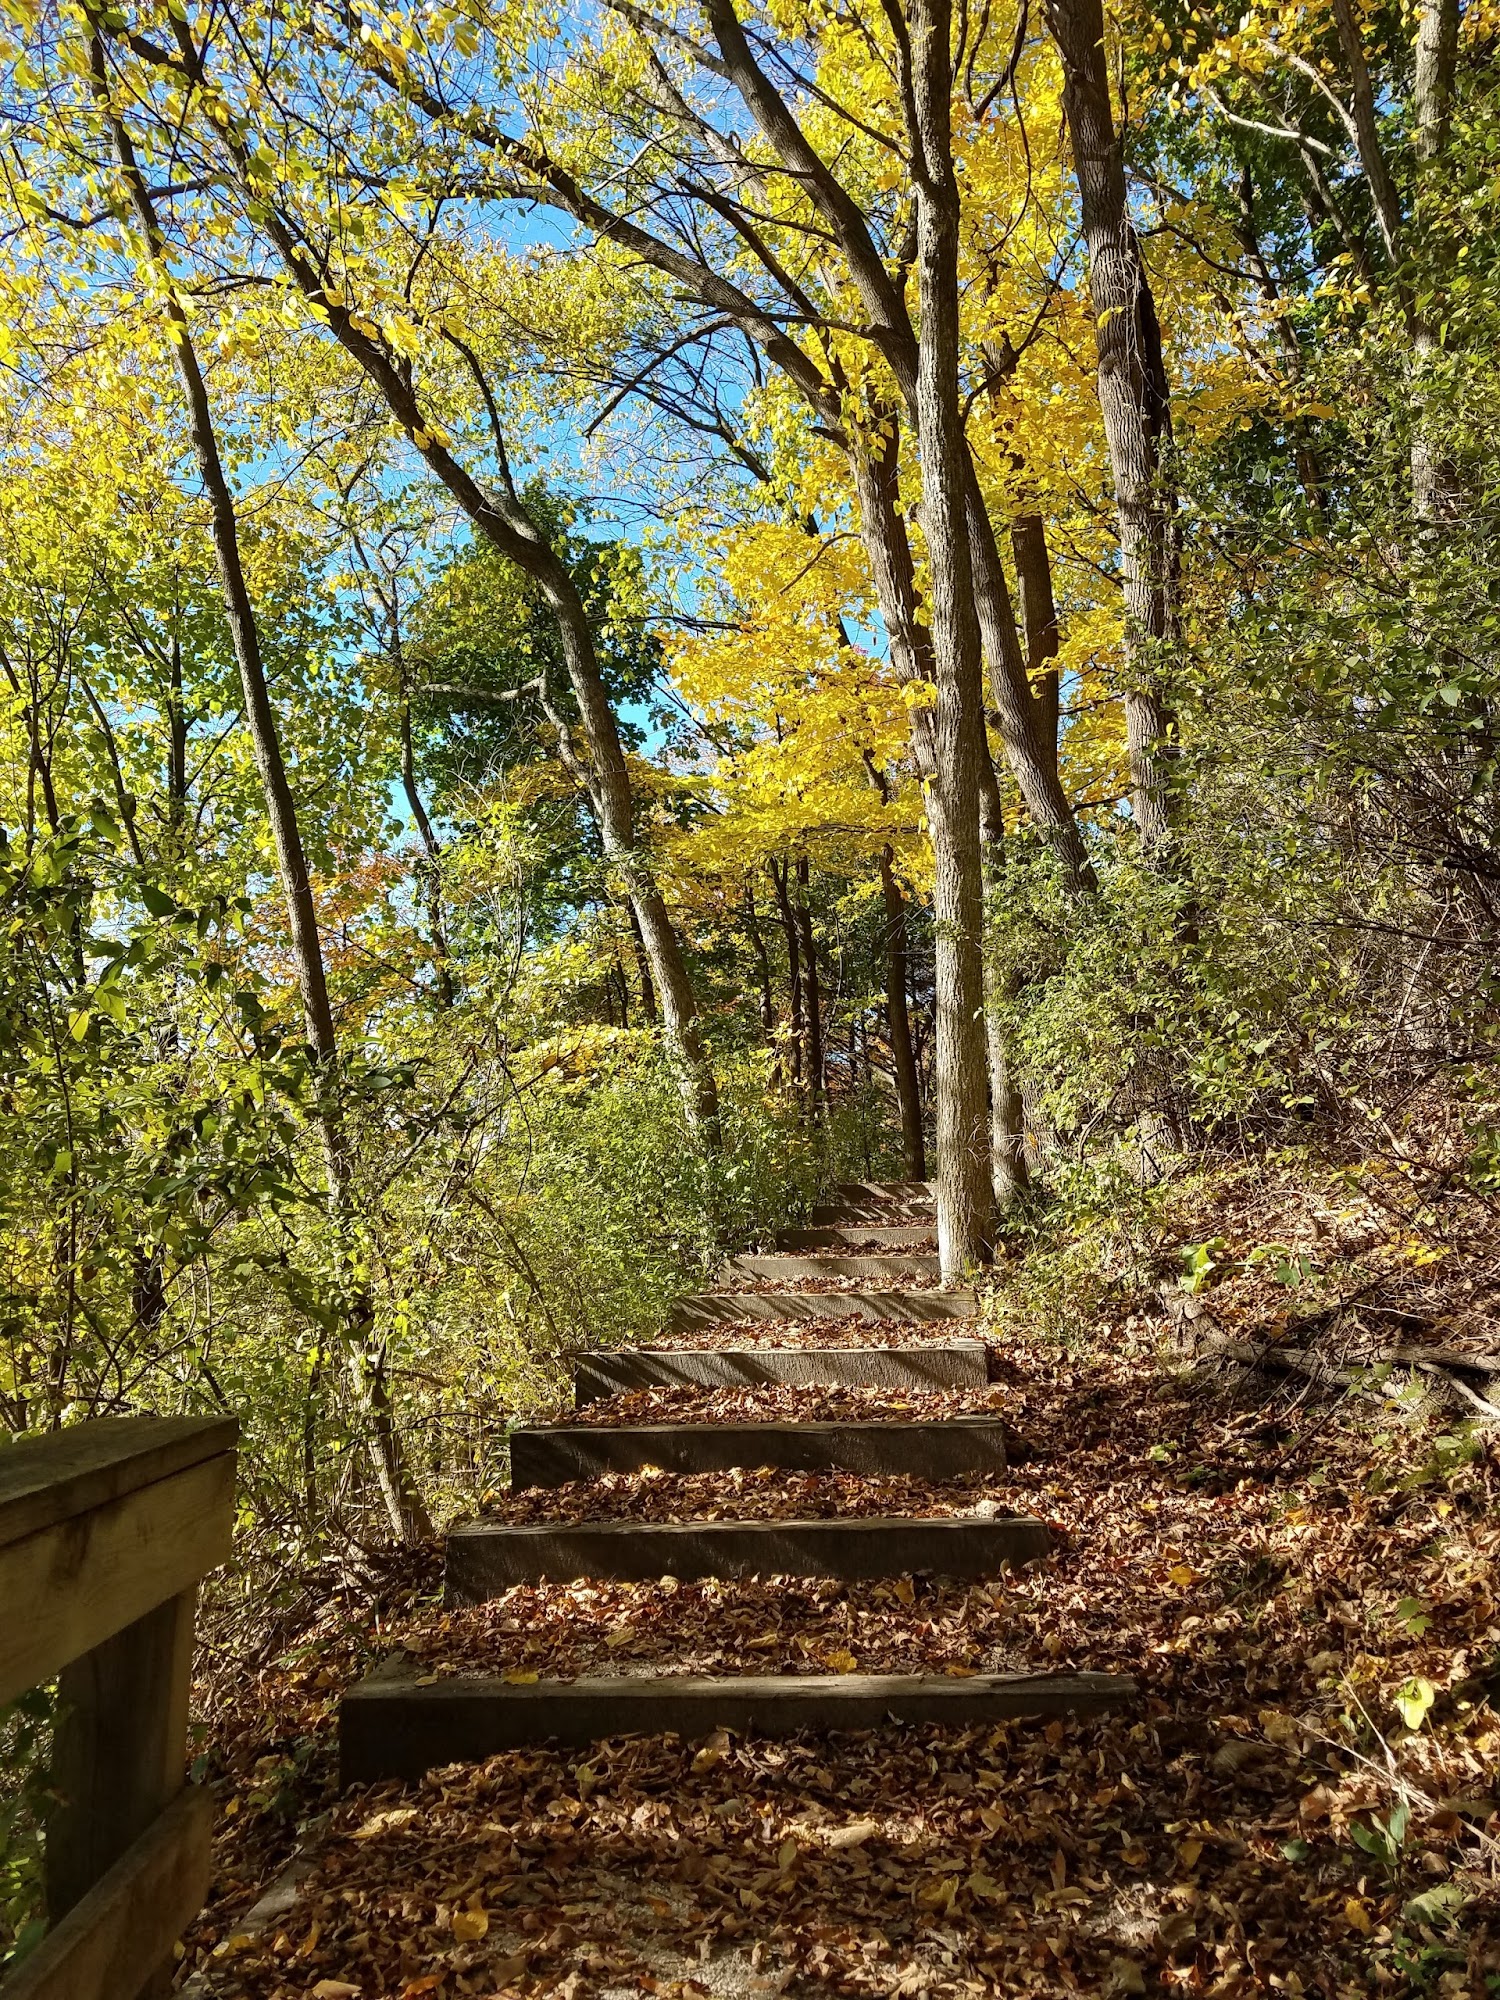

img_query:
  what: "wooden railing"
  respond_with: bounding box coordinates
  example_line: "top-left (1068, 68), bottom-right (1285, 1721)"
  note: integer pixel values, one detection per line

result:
top-left (0, 1415), bottom-right (238, 2000)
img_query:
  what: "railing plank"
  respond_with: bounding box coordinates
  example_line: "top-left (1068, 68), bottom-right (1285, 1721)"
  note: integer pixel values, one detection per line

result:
top-left (0, 1416), bottom-right (238, 1549)
top-left (0, 1454), bottom-right (235, 1707)
top-left (0, 1787), bottom-right (213, 2000)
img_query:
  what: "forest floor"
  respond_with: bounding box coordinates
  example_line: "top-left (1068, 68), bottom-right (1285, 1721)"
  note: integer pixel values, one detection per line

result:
top-left (182, 1147), bottom-right (1500, 1999)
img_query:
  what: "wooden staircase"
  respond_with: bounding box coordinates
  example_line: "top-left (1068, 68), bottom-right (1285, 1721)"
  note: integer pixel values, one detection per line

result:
top-left (340, 1180), bottom-right (1135, 1782)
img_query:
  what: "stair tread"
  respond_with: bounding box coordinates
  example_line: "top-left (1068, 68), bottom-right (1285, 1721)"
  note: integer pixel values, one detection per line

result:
top-left (339, 1666), bottom-right (1136, 1779)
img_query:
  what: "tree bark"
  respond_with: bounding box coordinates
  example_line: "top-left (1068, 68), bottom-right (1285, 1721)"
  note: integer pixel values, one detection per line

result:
top-left (793, 857), bottom-right (825, 1113)
top-left (908, 0), bottom-right (994, 1274)
top-left (769, 857), bottom-right (805, 1094)
top-left (1047, 0), bottom-right (1182, 854)
top-left (625, 898), bottom-right (659, 1024)
top-left (977, 757), bottom-right (1030, 1212)
top-left (1011, 515), bottom-right (1062, 759)
top-left (90, 43), bottom-right (432, 1543)
top-left (879, 848), bottom-right (927, 1181)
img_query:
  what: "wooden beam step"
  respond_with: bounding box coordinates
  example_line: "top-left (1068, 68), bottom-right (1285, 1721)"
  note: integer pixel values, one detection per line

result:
top-left (810, 1201), bottom-right (935, 1226)
top-left (340, 1667), bottom-right (1137, 1783)
top-left (778, 1225), bottom-right (935, 1249)
top-left (573, 1341), bottom-right (989, 1404)
top-left (510, 1418), bottom-right (1008, 1488)
top-left (727, 1254), bottom-right (942, 1281)
top-left (445, 1514), bottom-right (1050, 1598)
top-left (834, 1181), bottom-right (934, 1202)
top-left (669, 1288), bottom-right (977, 1331)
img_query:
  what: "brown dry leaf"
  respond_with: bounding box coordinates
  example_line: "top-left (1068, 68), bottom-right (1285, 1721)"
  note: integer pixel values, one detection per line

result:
top-left (691, 1728), bottom-right (731, 1772)
top-left (354, 1807), bottom-right (418, 1840)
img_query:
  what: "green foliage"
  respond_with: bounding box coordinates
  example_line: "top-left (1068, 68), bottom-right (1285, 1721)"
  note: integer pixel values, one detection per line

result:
top-left (0, 1687), bottom-right (51, 1971)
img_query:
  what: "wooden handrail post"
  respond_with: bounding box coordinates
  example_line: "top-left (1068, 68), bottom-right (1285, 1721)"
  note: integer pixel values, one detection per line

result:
top-left (46, 1587), bottom-right (198, 1994)
top-left (0, 1415), bottom-right (237, 2000)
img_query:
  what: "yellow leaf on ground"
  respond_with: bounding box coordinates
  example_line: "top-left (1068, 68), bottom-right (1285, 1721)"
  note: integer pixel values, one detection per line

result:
top-left (1344, 1898), bottom-right (1372, 1935)
top-left (692, 1728), bottom-right (731, 1772)
top-left (503, 1669), bottom-right (540, 1685)
top-left (354, 1807), bottom-right (418, 1839)
top-left (451, 1906), bottom-right (489, 1941)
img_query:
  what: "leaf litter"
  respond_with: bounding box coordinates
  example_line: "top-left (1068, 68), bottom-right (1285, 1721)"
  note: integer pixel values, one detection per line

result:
top-left (184, 1163), bottom-right (1500, 1999)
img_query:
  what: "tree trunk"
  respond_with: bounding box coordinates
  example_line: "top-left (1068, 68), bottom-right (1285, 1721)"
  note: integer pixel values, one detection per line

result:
top-left (399, 696), bottom-right (455, 1007)
top-left (165, 635), bottom-right (186, 845)
top-left (742, 882), bottom-right (776, 1052)
top-left (624, 899), bottom-right (659, 1024)
top-left (1011, 515), bottom-right (1062, 759)
top-left (794, 856), bottom-right (825, 1114)
top-left (769, 857), bottom-right (805, 1094)
top-left (879, 847), bottom-right (927, 1180)
top-left (228, 157), bottom-right (719, 1136)
top-left (1411, 0), bottom-right (1460, 522)
top-left (94, 51), bottom-right (432, 1544)
top-left (908, 0), bottom-right (994, 1275)
top-left (977, 756), bottom-right (1030, 1212)
top-left (1047, 0), bottom-right (1182, 854)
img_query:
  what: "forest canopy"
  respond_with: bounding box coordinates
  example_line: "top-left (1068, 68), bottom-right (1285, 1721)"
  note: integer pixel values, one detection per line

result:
top-left (0, 0), bottom-right (1495, 1555)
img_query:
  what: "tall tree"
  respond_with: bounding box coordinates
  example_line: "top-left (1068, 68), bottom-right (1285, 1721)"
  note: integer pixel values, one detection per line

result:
top-left (84, 25), bottom-right (431, 1541)
top-left (1047, 0), bottom-right (1183, 854)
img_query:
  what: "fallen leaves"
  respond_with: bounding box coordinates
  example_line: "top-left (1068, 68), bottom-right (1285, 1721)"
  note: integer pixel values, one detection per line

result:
top-left (184, 1160), bottom-right (1500, 2000)
top-left (551, 1380), bottom-right (1009, 1429)
top-left (473, 1464), bottom-right (1017, 1527)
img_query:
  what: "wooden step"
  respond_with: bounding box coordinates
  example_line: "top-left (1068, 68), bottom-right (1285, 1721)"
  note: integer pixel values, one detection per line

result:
top-left (810, 1201), bottom-right (935, 1226)
top-left (670, 1288), bottom-right (977, 1331)
top-left (835, 1181), bottom-right (933, 1202)
top-left (727, 1254), bottom-right (942, 1282)
top-left (446, 1514), bottom-right (1050, 1597)
top-left (574, 1341), bottom-right (989, 1405)
top-left (340, 1665), bottom-right (1138, 1783)
top-left (510, 1417), bottom-right (1008, 1488)
top-left (778, 1225), bottom-right (935, 1249)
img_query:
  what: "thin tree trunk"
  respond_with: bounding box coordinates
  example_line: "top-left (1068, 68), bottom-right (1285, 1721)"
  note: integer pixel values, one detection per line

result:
top-left (909, 0), bottom-right (993, 1274)
top-left (166, 635), bottom-right (186, 845)
top-left (1047, 0), bottom-right (1182, 854)
top-left (1411, 0), bottom-right (1460, 522)
top-left (769, 858), bottom-right (805, 1096)
top-left (93, 47), bottom-right (431, 1543)
top-left (794, 856), bottom-right (825, 1114)
top-left (399, 697), bottom-right (455, 1007)
top-left (879, 847), bottom-right (927, 1180)
top-left (743, 882), bottom-right (776, 1051)
top-left (977, 751), bottom-right (1029, 1212)
top-left (624, 900), bottom-right (659, 1025)
top-left (1011, 516), bottom-right (1062, 758)
top-left (204, 115), bottom-right (719, 1135)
